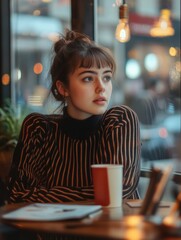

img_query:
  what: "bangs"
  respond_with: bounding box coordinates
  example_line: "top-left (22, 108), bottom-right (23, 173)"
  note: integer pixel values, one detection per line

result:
top-left (70, 47), bottom-right (116, 74)
top-left (80, 48), bottom-right (115, 73)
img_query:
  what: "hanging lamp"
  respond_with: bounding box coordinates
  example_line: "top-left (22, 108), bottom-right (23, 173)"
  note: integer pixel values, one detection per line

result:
top-left (115, 0), bottom-right (130, 43)
top-left (150, 9), bottom-right (175, 37)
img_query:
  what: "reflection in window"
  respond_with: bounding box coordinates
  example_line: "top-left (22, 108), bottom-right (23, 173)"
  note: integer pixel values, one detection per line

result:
top-left (11, 0), bottom-right (71, 112)
top-left (10, 0), bottom-right (181, 173)
top-left (126, 59), bottom-right (141, 79)
top-left (144, 53), bottom-right (159, 72)
top-left (97, 0), bottom-right (181, 172)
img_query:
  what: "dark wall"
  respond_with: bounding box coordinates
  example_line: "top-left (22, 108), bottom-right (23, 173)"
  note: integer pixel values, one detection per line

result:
top-left (0, 0), bottom-right (11, 106)
top-left (71, 0), bottom-right (95, 40)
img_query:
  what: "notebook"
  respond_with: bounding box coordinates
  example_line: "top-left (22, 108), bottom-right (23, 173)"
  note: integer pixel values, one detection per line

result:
top-left (2, 203), bottom-right (102, 221)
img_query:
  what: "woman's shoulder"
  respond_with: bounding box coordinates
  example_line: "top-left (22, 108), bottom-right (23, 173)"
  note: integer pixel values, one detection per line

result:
top-left (22, 112), bottom-right (61, 124)
top-left (20, 113), bottom-right (62, 141)
top-left (21, 113), bottom-right (62, 133)
top-left (102, 105), bottom-right (139, 127)
top-left (105, 105), bottom-right (138, 119)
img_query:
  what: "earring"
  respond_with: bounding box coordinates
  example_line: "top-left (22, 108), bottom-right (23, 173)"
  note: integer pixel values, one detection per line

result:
top-left (54, 89), bottom-right (58, 96)
top-left (63, 94), bottom-right (67, 107)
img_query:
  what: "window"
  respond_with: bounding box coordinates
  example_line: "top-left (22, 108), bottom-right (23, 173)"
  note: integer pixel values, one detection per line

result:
top-left (11, 0), bottom-right (71, 113)
top-left (10, 0), bottom-right (181, 173)
top-left (96, 0), bottom-right (181, 172)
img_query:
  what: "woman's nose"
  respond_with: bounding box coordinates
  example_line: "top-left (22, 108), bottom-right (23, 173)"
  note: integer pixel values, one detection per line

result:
top-left (95, 79), bottom-right (105, 93)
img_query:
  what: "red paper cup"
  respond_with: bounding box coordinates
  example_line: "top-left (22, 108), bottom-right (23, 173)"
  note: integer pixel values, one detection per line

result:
top-left (91, 164), bottom-right (123, 208)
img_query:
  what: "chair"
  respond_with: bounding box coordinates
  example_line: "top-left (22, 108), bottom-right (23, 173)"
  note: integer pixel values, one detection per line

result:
top-left (0, 178), bottom-right (7, 206)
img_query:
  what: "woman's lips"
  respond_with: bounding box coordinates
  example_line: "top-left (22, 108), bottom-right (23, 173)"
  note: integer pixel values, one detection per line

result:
top-left (93, 97), bottom-right (107, 105)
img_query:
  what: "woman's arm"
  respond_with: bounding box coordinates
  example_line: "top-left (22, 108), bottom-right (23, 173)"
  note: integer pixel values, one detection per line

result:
top-left (8, 147), bottom-right (94, 203)
top-left (98, 106), bottom-right (141, 199)
top-left (8, 174), bottom-right (94, 203)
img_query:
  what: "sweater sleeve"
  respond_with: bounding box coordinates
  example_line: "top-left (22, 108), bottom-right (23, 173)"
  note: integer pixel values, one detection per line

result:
top-left (7, 113), bottom-right (94, 203)
top-left (98, 106), bottom-right (141, 199)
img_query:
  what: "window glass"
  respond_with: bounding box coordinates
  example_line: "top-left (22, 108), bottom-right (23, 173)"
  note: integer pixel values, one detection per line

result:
top-left (11, 0), bottom-right (181, 174)
top-left (96, 0), bottom-right (181, 172)
top-left (11, 0), bottom-right (71, 113)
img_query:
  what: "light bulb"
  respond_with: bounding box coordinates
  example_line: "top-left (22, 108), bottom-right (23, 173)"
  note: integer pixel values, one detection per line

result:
top-left (115, 18), bottom-right (130, 42)
top-left (150, 9), bottom-right (175, 37)
top-left (115, 3), bottom-right (130, 43)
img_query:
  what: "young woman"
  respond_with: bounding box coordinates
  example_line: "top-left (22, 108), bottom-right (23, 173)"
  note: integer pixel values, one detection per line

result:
top-left (7, 30), bottom-right (141, 203)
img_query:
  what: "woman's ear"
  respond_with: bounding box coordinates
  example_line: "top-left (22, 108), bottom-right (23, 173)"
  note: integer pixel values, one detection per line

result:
top-left (56, 81), bottom-right (69, 97)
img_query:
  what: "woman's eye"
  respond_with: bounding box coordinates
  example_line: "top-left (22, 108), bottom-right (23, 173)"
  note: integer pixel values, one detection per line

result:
top-left (103, 75), bottom-right (112, 82)
top-left (83, 76), bottom-right (93, 82)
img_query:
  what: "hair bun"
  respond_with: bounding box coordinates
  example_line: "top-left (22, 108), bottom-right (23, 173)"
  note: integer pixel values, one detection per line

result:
top-left (65, 30), bottom-right (77, 41)
top-left (65, 29), bottom-right (91, 42)
top-left (54, 29), bottom-right (92, 53)
top-left (54, 37), bottom-right (66, 54)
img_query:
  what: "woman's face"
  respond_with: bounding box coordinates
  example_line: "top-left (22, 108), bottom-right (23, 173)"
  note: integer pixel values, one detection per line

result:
top-left (62, 66), bottom-right (113, 119)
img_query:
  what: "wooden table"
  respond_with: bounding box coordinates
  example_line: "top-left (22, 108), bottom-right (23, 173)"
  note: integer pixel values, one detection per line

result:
top-left (0, 200), bottom-right (179, 240)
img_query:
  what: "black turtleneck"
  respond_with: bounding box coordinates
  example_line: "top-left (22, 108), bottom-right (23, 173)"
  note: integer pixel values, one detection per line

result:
top-left (60, 108), bottom-right (103, 139)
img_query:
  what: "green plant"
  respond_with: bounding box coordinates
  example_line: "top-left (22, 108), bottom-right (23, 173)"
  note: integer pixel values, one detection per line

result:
top-left (0, 100), bottom-right (22, 151)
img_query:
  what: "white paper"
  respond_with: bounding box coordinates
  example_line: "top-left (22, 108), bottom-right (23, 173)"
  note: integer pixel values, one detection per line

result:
top-left (126, 200), bottom-right (172, 208)
top-left (2, 203), bottom-right (102, 221)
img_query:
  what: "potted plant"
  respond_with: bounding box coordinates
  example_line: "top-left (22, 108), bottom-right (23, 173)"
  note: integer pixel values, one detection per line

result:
top-left (0, 100), bottom-right (23, 182)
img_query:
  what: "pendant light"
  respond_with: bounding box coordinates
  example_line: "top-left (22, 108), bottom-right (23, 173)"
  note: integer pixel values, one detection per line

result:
top-left (150, 9), bottom-right (175, 37)
top-left (115, 0), bottom-right (130, 43)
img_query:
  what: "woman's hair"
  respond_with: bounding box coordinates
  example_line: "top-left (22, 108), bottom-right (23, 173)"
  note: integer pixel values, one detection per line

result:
top-left (50, 29), bottom-right (116, 102)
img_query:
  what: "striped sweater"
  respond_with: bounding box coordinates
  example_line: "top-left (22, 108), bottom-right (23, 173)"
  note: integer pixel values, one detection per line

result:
top-left (7, 105), bottom-right (141, 203)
